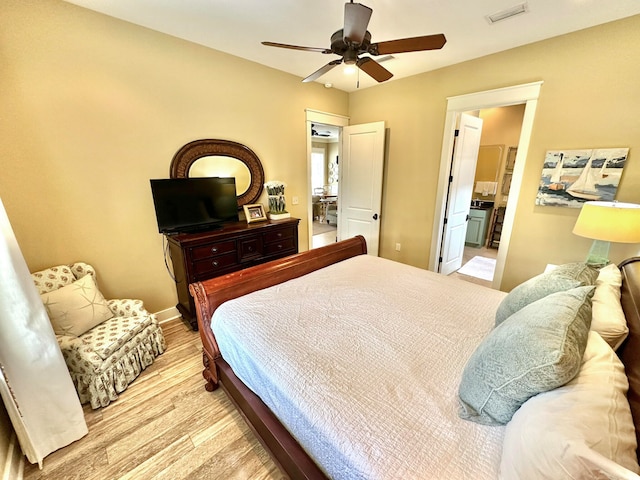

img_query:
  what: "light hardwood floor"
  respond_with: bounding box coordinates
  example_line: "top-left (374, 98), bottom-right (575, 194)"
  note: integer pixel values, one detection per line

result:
top-left (24, 319), bottom-right (284, 480)
top-left (312, 220), bottom-right (337, 249)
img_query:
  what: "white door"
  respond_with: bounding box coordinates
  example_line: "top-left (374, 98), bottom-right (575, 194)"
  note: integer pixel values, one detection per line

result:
top-left (439, 113), bottom-right (483, 275)
top-left (338, 121), bottom-right (385, 255)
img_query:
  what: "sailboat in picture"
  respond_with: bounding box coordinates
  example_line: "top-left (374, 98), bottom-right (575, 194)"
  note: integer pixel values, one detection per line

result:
top-left (567, 153), bottom-right (601, 201)
top-left (548, 153), bottom-right (566, 191)
top-left (536, 148), bottom-right (628, 207)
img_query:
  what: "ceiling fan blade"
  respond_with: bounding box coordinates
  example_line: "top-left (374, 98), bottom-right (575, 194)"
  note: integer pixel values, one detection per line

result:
top-left (356, 57), bottom-right (393, 83)
top-left (371, 34), bottom-right (447, 55)
top-left (302, 59), bottom-right (343, 83)
top-left (343, 2), bottom-right (372, 45)
top-left (262, 41), bottom-right (331, 54)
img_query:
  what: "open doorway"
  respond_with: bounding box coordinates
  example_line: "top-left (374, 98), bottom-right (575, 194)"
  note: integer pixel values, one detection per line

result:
top-left (449, 106), bottom-right (526, 288)
top-left (310, 123), bottom-right (340, 248)
top-left (429, 81), bottom-right (544, 289)
top-left (304, 110), bottom-right (386, 254)
top-left (305, 109), bottom-right (349, 249)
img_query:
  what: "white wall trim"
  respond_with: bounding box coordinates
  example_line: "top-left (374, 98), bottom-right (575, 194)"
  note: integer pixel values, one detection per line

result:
top-left (154, 306), bottom-right (181, 324)
top-left (429, 81), bottom-right (543, 289)
top-left (304, 109), bottom-right (349, 126)
top-left (445, 81), bottom-right (544, 111)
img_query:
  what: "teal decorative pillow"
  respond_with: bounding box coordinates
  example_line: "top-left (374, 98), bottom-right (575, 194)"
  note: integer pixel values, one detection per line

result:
top-left (458, 285), bottom-right (594, 426)
top-left (495, 274), bottom-right (581, 325)
top-left (495, 262), bottom-right (597, 326)
top-left (551, 262), bottom-right (599, 286)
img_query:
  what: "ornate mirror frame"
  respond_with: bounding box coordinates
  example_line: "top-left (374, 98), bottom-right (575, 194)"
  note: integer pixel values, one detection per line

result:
top-left (169, 139), bottom-right (265, 208)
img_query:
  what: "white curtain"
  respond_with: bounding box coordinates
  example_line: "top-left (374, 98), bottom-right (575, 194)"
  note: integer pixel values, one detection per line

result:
top-left (0, 198), bottom-right (87, 467)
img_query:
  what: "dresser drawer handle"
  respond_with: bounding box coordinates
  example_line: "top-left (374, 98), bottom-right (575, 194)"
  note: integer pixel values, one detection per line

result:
top-left (212, 260), bottom-right (219, 267)
top-left (277, 232), bottom-right (283, 238)
top-left (211, 246), bottom-right (218, 253)
top-left (277, 244), bottom-right (283, 249)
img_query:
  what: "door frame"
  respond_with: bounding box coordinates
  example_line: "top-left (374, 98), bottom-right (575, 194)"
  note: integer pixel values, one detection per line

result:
top-left (429, 81), bottom-right (543, 288)
top-left (305, 109), bottom-right (349, 251)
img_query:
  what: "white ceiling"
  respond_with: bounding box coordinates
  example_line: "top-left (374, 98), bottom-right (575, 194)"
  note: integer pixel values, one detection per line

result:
top-left (63, 0), bottom-right (640, 92)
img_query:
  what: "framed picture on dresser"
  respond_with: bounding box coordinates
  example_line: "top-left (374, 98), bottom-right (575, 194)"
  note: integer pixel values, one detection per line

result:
top-left (243, 203), bottom-right (267, 223)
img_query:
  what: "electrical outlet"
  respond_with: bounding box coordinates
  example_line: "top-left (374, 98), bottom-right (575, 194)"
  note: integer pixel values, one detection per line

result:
top-left (292, 196), bottom-right (299, 205)
top-left (395, 243), bottom-right (401, 251)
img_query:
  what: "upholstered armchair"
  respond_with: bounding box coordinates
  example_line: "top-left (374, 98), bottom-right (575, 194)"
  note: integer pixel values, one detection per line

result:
top-left (31, 262), bottom-right (166, 409)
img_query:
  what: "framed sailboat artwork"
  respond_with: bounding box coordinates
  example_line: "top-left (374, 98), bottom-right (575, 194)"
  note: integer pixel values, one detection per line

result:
top-left (535, 148), bottom-right (629, 208)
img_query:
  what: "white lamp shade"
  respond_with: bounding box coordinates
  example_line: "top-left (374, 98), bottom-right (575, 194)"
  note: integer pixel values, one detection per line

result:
top-left (573, 201), bottom-right (640, 243)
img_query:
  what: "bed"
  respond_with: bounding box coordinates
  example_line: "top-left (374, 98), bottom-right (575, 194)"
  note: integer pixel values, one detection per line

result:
top-left (189, 236), bottom-right (640, 479)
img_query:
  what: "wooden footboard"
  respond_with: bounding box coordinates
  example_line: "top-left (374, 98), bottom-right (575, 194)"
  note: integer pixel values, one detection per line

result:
top-left (189, 236), bottom-right (366, 479)
top-left (189, 235), bottom-right (367, 390)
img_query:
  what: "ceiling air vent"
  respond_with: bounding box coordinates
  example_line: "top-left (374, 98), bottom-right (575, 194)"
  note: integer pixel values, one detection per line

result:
top-left (485, 3), bottom-right (529, 24)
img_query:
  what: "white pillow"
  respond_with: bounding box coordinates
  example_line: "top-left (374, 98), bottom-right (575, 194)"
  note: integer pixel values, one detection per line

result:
top-left (591, 263), bottom-right (628, 350)
top-left (41, 274), bottom-right (113, 336)
top-left (500, 331), bottom-right (640, 479)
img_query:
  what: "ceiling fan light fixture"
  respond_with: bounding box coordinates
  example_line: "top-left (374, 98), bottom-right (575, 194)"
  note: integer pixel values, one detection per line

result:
top-left (343, 64), bottom-right (357, 75)
top-left (486, 2), bottom-right (529, 24)
top-left (343, 49), bottom-right (358, 65)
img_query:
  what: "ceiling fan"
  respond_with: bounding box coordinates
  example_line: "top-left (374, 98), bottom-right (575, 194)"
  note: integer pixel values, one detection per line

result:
top-left (311, 124), bottom-right (332, 137)
top-left (262, 1), bottom-right (446, 84)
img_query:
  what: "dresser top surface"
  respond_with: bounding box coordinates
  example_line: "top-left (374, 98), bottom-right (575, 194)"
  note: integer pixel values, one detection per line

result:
top-left (166, 217), bottom-right (299, 245)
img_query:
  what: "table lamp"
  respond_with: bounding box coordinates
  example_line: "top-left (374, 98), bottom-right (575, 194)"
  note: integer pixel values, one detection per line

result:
top-left (572, 201), bottom-right (640, 267)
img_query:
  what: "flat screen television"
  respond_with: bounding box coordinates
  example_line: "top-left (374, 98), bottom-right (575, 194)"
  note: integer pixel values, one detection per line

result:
top-left (150, 177), bottom-right (239, 234)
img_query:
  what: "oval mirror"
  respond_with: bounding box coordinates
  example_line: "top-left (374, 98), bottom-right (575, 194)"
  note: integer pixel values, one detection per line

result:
top-left (189, 156), bottom-right (252, 194)
top-left (169, 139), bottom-right (264, 208)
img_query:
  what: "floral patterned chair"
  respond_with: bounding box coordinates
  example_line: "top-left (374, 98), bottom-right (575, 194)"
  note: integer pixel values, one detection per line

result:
top-left (31, 262), bottom-right (166, 409)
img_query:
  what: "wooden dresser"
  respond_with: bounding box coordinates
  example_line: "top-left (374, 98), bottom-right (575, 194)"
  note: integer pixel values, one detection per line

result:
top-left (167, 218), bottom-right (299, 329)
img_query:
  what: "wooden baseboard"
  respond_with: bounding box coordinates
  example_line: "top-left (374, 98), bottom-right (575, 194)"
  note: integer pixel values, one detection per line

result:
top-left (2, 431), bottom-right (24, 480)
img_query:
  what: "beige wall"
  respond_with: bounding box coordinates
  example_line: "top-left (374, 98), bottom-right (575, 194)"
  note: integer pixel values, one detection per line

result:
top-left (0, 0), bottom-right (348, 312)
top-left (348, 15), bottom-right (640, 289)
top-left (2, 0), bottom-right (639, 316)
top-left (479, 105), bottom-right (525, 149)
top-left (478, 104), bottom-right (526, 205)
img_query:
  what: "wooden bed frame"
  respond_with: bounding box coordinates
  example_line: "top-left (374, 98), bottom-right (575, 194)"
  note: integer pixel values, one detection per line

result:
top-left (189, 237), bottom-right (640, 479)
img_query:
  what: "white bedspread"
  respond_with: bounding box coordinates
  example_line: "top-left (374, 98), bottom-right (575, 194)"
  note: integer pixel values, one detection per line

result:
top-left (212, 255), bottom-right (508, 479)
